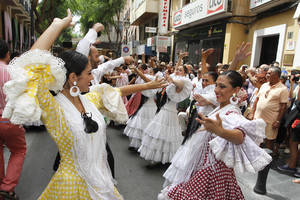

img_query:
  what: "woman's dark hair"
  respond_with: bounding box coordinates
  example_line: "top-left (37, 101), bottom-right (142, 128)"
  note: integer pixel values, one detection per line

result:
top-left (153, 67), bottom-right (162, 74)
top-left (221, 70), bottom-right (243, 88)
top-left (156, 89), bottom-right (168, 113)
top-left (122, 65), bottom-right (128, 70)
top-left (205, 71), bottom-right (218, 82)
top-left (141, 64), bottom-right (148, 70)
top-left (58, 50), bottom-right (89, 79)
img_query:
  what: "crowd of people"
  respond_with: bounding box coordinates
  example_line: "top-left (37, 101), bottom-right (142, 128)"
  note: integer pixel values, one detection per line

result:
top-left (0, 9), bottom-right (299, 200)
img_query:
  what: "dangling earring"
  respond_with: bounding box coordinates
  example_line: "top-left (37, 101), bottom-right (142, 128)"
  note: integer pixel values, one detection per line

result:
top-left (70, 81), bottom-right (80, 97)
top-left (230, 93), bottom-right (239, 105)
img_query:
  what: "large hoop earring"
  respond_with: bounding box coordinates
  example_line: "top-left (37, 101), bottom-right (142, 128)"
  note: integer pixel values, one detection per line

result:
top-left (70, 81), bottom-right (80, 97)
top-left (230, 93), bottom-right (239, 105)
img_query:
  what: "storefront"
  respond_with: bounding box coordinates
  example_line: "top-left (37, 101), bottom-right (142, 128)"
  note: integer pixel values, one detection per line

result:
top-left (247, 0), bottom-right (299, 69)
top-left (172, 0), bottom-right (231, 67)
top-left (174, 23), bottom-right (226, 67)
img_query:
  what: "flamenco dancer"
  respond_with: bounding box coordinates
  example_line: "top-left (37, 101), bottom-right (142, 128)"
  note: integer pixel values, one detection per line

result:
top-left (138, 65), bottom-right (193, 165)
top-left (3, 10), bottom-right (166, 200)
top-left (124, 67), bottom-right (158, 150)
top-left (158, 71), bottom-right (272, 200)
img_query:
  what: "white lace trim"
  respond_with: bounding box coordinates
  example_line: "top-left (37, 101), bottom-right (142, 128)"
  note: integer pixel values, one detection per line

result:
top-left (8, 49), bottom-right (66, 92)
top-left (2, 49), bottom-right (66, 124)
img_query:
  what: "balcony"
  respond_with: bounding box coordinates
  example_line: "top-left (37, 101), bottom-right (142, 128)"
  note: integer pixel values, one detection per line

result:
top-left (131, 0), bottom-right (159, 25)
top-left (250, 0), bottom-right (297, 13)
top-left (0, 0), bottom-right (31, 22)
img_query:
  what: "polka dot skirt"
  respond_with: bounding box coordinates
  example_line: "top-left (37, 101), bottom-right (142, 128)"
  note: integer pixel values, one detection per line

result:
top-left (168, 160), bottom-right (245, 200)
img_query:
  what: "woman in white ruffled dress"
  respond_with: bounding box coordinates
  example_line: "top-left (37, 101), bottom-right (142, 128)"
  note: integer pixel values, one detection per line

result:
top-left (2, 10), bottom-right (167, 200)
top-left (124, 68), bottom-right (158, 150)
top-left (138, 65), bottom-right (193, 164)
top-left (158, 70), bottom-right (272, 200)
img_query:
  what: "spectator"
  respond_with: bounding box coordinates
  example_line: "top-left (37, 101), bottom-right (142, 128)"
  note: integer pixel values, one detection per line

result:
top-left (251, 66), bottom-right (289, 154)
top-left (278, 70), bottom-right (300, 177)
top-left (0, 39), bottom-right (26, 200)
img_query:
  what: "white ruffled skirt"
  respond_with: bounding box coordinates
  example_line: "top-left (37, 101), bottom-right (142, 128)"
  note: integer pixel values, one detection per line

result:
top-left (124, 98), bottom-right (157, 148)
top-left (138, 101), bottom-right (183, 164)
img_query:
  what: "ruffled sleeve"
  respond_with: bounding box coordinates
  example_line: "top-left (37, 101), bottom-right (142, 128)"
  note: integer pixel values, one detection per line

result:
top-left (209, 111), bottom-right (272, 173)
top-left (85, 83), bottom-right (128, 123)
top-left (2, 49), bottom-right (66, 125)
top-left (166, 76), bottom-right (193, 103)
top-left (141, 74), bottom-right (158, 97)
top-left (201, 84), bottom-right (218, 106)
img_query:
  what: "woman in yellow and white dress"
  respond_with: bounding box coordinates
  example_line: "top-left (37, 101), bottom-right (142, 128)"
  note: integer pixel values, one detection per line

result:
top-left (2, 10), bottom-right (166, 200)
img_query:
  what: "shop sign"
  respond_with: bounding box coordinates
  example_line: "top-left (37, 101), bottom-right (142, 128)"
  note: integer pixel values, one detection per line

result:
top-left (121, 44), bottom-right (131, 56)
top-left (208, 0), bottom-right (225, 14)
top-left (145, 27), bottom-right (157, 33)
top-left (147, 37), bottom-right (154, 47)
top-left (250, 0), bottom-right (272, 9)
top-left (156, 36), bottom-right (170, 53)
top-left (136, 44), bottom-right (145, 55)
top-left (158, 0), bottom-right (170, 35)
top-left (173, 10), bottom-right (182, 26)
top-left (173, 0), bottom-right (228, 28)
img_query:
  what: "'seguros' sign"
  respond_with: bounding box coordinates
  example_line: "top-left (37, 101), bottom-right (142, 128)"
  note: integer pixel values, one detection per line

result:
top-left (173, 0), bottom-right (228, 28)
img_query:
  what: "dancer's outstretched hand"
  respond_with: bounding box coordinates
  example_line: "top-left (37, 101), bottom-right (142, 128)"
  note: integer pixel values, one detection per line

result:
top-left (53, 9), bottom-right (75, 29)
top-left (196, 113), bottom-right (223, 135)
top-left (293, 179), bottom-right (300, 184)
top-left (147, 76), bottom-right (168, 89)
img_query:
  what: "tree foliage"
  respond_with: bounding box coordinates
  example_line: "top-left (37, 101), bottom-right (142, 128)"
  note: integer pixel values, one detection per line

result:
top-left (67, 0), bottom-right (125, 53)
top-left (32, 0), bottom-right (72, 45)
top-left (32, 0), bottom-right (125, 49)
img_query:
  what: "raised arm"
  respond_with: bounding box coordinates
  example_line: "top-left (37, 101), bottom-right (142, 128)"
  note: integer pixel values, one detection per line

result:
top-left (229, 42), bottom-right (251, 71)
top-left (132, 66), bottom-right (151, 82)
top-left (201, 48), bottom-right (214, 74)
top-left (31, 9), bottom-right (73, 50)
top-left (176, 52), bottom-right (188, 68)
top-left (119, 77), bottom-right (167, 96)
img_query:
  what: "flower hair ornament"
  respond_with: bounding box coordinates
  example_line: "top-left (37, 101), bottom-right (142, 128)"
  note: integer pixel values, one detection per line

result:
top-left (230, 93), bottom-right (239, 105)
top-left (70, 81), bottom-right (80, 97)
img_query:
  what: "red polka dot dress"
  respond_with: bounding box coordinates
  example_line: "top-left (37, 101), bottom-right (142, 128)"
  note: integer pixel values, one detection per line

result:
top-left (167, 155), bottom-right (244, 200)
top-left (159, 104), bottom-right (272, 200)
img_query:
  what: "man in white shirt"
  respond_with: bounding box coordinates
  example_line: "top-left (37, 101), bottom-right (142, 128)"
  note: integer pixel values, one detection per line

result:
top-left (76, 23), bottom-right (134, 85)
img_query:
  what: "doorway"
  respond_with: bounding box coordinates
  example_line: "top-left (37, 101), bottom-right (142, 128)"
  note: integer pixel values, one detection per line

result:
top-left (250, 24), bottom-right (286, 68)
top-left (259, 35), bottom-right (279, 65)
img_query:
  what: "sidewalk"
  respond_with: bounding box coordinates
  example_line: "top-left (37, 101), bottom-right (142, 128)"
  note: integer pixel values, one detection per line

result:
top-left (236, 152), bottom-right (300, 200)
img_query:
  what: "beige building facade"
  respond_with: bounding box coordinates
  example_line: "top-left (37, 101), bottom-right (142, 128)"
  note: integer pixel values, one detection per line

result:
top-left (125, 0), bottom-right (300, 68)
top-left (0, 0), bottom-right (32, 52)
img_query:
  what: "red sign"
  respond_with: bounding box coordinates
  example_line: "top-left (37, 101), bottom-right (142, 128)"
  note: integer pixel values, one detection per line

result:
top-left (207, 0), bottom-right (224, 15)
top-left (173, 10), bottom-right (182, 26)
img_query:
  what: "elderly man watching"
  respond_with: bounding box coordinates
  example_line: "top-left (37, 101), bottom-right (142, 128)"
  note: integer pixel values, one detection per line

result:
top-left (251, 66), bottom-right (289, 153)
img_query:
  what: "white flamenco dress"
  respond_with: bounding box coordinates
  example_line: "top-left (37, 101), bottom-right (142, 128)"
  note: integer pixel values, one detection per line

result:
top-left (138, 75), bottom-right (193, 164)
top-left (124, 75), bottom-right (158, 148)
top-left (158, 104), bottom-right (272, 200)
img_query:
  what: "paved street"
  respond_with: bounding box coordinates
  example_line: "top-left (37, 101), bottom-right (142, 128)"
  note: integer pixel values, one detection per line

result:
top-left (3, 125), bottom-right (299, 200)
